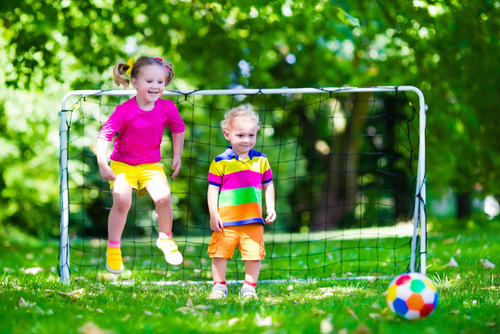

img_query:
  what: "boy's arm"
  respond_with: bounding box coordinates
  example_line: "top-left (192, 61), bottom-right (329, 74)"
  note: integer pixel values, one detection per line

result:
top-left (263, 181), bottom-right (276, 224)
top-left (96, 138), bottom-right (116, 181)
top-left (207, 184), bottom-right (223, 232)
top-left (171, 131), bottom-right (185, 178)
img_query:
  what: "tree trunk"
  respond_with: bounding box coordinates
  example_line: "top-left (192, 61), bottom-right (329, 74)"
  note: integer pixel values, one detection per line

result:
top-left (311, 92), bottom-right (371, 231)
top-left (457, 191), bottom-right (472, 218)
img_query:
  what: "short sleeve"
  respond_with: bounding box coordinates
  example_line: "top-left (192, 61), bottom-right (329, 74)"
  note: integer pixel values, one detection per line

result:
top-left (98, 105), bottom-right (123, 141)
top-left (165, 101), bottom-right (185, 133)
top-left (262, 158), bottom-right (273, 183)
top-left (208, 160), bottom-right (222, 186)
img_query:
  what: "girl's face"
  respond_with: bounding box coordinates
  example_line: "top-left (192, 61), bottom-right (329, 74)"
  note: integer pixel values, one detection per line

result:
top-left (223, 116), bottom-right (258, 158)
top-left (131, 65), bottom-right (165, 109)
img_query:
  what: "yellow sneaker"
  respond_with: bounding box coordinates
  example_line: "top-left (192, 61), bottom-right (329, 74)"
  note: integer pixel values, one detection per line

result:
top-left (106, 246), bottom-right (124, 274)
top-left (156, 238), bottom-right (183, 265)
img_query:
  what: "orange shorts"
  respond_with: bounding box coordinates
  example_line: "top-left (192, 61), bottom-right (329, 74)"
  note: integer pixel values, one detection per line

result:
top-left (207, 224), bottom-right (266, 261)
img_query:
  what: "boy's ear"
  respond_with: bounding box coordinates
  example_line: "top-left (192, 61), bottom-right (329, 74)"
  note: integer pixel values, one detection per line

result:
top-left (223, 129), bottom-right (231, 141)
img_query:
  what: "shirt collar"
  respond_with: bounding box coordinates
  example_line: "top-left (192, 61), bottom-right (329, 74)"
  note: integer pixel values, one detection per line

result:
top-left (226, 146), bottom-right (255, 160)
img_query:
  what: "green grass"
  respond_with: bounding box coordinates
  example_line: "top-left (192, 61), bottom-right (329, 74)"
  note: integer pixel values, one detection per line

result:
top-left (0, 224), bottom-right (499, 334)
top-left (66, 224), bottom-right (416, 281)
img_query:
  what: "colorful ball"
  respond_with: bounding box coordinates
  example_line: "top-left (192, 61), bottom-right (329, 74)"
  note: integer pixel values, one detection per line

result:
top-left (386, 272), bottom-right (438, 320)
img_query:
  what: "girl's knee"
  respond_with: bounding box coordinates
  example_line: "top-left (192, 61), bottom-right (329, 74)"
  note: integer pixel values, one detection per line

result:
top-left (113, 197), bottom-right (132, 212)
top-left (154, 192), bottom-right (171, 206)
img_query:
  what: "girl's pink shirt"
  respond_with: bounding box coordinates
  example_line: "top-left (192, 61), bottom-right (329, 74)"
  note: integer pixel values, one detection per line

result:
top-left (98, 97), bottom-right (185, 165)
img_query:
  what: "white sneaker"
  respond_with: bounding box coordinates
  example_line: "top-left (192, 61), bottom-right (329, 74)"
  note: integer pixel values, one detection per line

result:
top-left (156, 238), bottom-right (183, 265)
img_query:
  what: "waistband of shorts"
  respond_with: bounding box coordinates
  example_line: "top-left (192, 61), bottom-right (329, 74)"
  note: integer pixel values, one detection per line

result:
top-left (111, 160), bottom-right (162, 168)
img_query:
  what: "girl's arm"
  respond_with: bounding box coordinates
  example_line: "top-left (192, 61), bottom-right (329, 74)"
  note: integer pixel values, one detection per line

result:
top-left (96, 138), bottom-right (116, 181)
top-left (171, 131), bottom-right (185, 178)
top-left (207, 184), bottom-right (223, 232)
top-left (263, 181), bottom-right (276, 224)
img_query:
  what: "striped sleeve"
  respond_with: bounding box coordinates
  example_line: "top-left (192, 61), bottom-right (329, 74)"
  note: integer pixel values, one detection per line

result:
top-left (208, 160), bottom-right (222, 186)
top-left (262, 157), bottom-right (273, 183)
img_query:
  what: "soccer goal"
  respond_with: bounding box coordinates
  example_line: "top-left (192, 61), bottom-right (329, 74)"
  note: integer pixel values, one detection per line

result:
top-left (58, 86), bottom-right (427, 283)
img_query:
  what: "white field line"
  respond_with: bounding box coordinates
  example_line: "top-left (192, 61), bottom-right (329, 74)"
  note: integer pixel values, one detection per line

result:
top-left (74, 223), bottom-right (415, 248)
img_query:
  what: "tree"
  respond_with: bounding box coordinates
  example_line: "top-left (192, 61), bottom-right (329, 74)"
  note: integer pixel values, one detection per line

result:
top-left (1, 0), bottom-right (499, 236)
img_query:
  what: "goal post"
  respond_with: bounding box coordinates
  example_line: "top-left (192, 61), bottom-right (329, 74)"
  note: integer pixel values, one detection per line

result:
top-left (58, 86), bottom-right (427, 283)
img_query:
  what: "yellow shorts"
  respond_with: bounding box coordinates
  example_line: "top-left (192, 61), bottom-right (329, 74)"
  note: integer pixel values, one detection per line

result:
top-left (109, 161), bottom-right (167, 198)
top-left (207, 224), bottom-right (265, 261)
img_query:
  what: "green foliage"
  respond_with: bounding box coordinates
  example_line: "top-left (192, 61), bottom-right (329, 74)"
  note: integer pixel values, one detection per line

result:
top-left (0, 89), bottom-right (61, 237)
top-left (0, 0), bottom-right (499, 235)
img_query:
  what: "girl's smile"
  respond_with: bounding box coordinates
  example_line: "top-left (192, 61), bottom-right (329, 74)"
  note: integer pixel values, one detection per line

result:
top-left (131, 64), bottom-right (166, 111)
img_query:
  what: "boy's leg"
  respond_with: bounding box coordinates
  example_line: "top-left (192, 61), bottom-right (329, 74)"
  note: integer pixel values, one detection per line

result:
top-left (212, 257), bottom-right (228, 283)
top-left (244, 260), bottom-right (260, 285)
top-left (107, 178), bottom-right (133, 274)
top-left (209, 258), bottom-right (228, 299)
top-left (240, 260), bottom-right (260, 299)
top-left (147, 181), bottom-right (183, 265)
top-left (238, 224), bottom-right (264, 299)
top-left (207, 228), bottom-right (238, 299)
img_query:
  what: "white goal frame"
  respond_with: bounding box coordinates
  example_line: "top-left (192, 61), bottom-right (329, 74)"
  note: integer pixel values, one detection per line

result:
top-left (58, 86), bottom-right (427, 283)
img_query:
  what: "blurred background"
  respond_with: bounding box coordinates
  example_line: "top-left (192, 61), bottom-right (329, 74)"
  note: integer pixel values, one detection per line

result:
top-left (1, 0), bottom-right (499, 239)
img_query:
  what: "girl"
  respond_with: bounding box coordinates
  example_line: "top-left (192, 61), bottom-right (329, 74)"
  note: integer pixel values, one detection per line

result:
top-left (96, 56), bottom-right (184, 274)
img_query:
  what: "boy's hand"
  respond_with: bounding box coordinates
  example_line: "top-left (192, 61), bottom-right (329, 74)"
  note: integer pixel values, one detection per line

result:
top-left (99, 164), bottom-right (116, 181)
top-left (265, 208), bottom-right (276, 224)
top-left (210, 214), bottom-right (224, 232)
top-left (171, 155), bottom-right (181, 178)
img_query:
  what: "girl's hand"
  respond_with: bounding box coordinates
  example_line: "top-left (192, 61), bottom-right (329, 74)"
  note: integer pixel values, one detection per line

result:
top-left (171, 155), bottom-right (181, 178)
top-left (265, 208), bottom-right (276, 224)
top-left (99, 164), bottom-right (116, 181)
top-left (210, 214), bottom-right (224, 232)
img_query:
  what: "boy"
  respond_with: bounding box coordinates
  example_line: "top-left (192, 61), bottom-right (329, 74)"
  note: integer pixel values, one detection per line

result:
top-left (207, 104), bottom-right (276, 299)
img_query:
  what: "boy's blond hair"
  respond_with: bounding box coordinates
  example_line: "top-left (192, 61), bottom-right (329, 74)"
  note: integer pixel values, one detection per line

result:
top-left (221, 104), bottom-right (261, 131)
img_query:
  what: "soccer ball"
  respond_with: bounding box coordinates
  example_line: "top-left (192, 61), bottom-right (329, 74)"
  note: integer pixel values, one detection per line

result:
top-left (386, 272), bottom-right (438, 320)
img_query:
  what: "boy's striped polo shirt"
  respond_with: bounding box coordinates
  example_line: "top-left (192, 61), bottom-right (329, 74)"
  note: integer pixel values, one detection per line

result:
top-left (208, 147), bottom-right (273, 227)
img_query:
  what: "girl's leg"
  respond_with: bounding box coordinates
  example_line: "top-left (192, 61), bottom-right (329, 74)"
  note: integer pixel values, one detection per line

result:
top-left (106, 179), bottom-right (132, 274)
top-left (147, 181), bottom-right (183, 265)
top-left (108, 180), bottom-right (133, 241)
top-left (146, 181), bottom-right (172, 234)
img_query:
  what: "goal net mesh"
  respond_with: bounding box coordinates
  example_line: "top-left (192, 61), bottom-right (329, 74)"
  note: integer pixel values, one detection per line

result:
top-left (59, 87), bottom-right (423, 281)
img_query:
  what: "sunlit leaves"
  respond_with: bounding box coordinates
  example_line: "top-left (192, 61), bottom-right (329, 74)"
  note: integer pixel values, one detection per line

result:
top-left (335, 7), bottom-right (360, 27)
top-left (0, 0), bottom-right (499, 236)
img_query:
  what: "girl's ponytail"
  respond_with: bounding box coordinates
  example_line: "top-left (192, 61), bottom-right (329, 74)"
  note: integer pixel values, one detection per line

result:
top-left (113, 62), bottom-right (131, 88)
top-left (164, 62), bottom-right (174, 87)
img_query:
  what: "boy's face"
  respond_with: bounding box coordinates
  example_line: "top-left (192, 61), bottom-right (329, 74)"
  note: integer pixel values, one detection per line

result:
top-left (224, 116), bottom-right (258, 158)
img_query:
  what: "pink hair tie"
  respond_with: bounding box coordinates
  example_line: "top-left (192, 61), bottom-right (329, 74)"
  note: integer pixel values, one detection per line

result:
top-left (156, 57), bottom-right (170, 71)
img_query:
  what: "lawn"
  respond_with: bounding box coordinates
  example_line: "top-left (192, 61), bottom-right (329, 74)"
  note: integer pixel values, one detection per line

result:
top-left (0, 223), bottom-right (499, 334)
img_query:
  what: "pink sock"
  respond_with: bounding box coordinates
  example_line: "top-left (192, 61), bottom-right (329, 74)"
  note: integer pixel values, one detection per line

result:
top-left (108, 240), bottom-right (120, 247)
top-left (159, 232), bottom-right (172, 239)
